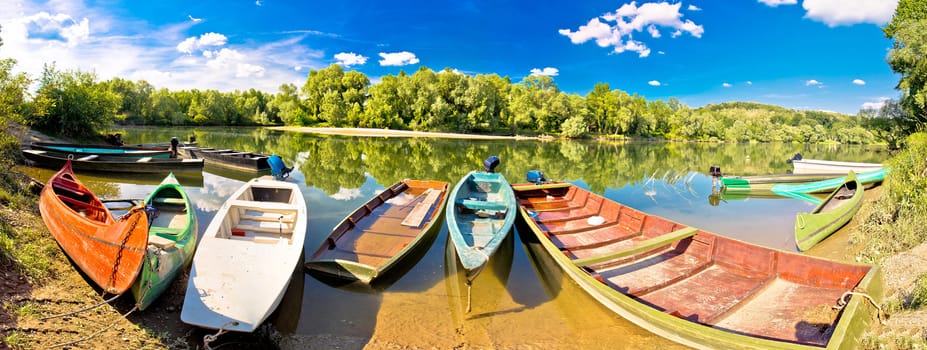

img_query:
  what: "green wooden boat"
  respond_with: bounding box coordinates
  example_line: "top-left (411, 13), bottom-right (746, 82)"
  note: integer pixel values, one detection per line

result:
top-left (305, 180), bottom-right (449, 284)
top-left (720, 167), bottom-right (887, 194)
top-left (513, 179), bottom-right (883, 349)
top-left (794, 171), bottom-right (864, 252)
top-left (446, 170), bottom-right (517, 282)
top-left (31, 141), bottom-right (173, 158)
top-left (131, 173), bottom-right (198, 310)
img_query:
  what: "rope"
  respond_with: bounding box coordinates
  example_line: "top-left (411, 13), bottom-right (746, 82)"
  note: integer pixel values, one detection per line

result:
top-left (833, 291), bottom-right (887, 325)
top-left (49, 304), bottom-right (138, 348)
top-left (108, 207), bottom-right (144, 292)
top-left (204, 321), bottom-right (239, 350)
top-left (466, 281), bottom-right (472, 313)
top-left (39, 294), bottom-right (121, 321)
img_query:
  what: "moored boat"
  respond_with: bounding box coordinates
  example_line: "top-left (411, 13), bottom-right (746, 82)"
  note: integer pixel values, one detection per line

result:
top-left (788, 154), bottom-right (884, 174)
top-left (23, 149), bottom-right (204, 174)
top-left (512, 177), bottom-right (883, 349)
top-left (718, 167), bottom-right (887, 195)
top-left (131, 173), bottom-right (198, 310)
top-left (31, 141), bottom-right (173, 158)
top-left (445, 157), bottom-right (517, 283)
top-left (181, 177), bottom-right (307, 332)
top-left (38, 159), bottom-right (149, 294)
top-left (795, 171), bottom-right (864, 251)
top-left (306, 179), bottom-right (449, 284)
top-left (180, 147), bottom-right (270, 172)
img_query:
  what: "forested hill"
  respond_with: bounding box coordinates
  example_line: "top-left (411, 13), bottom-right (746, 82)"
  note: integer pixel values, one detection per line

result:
top-left (16, 63), bottom-right (901, 144)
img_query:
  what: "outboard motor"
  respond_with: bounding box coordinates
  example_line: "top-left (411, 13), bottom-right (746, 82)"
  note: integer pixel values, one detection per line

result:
top-left (786, 153), bottom-right (802, 164)
top-left (709, 165), bottom-right (722, 178)
top-left (483, 156), bottom-right (500, 173)
top-left (709, 165), bottom-right (722, 194)
top-left (189, 135), bottom-right (197, 144)
top-left (268, 154), bottom-right (292, 180)
top-left (526, 170), bottom-right (546, 185)
top-left (170, 137), bottom-right (179, 158)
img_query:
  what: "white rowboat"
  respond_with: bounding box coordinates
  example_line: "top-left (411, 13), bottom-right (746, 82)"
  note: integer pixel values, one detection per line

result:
top-left (790, 158), bottom-right (883, 174)
top-left (181, 177), bottom-right (307, 332)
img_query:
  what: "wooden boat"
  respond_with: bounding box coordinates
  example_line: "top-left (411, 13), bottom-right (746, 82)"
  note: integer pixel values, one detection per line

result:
top-left (23, 149), bottom-right (204, 174)
top-left (180, 147), bottom-right (270, 172)
top-left (720, 168), bottom-right (887, 195)
top-left (131, 173), bottom-right (198, 310)
top-left (446, 170), bottom-right (517, 282)
top-left (30, 141), bottom-right (173, 158)
top-left (181, 177), bottom-right (307, 332)
top-left (789, 156), bottom-right (884, 174)
top-left (38, 159), bottom-right (149, 294)
top-left (512, 179), bottom-right (883, 349)
top-left (795, 171), bottom-right (864, 251)
top-left (306, 180), bottom-right (449, 284)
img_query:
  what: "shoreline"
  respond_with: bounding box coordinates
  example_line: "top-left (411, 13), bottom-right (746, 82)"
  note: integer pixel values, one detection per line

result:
top-left (269, 126), bottom-right (541, 140)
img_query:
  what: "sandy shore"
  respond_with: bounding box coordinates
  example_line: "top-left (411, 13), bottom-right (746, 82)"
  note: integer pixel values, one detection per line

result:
top-left (269, 126), bottom-right (539, 140)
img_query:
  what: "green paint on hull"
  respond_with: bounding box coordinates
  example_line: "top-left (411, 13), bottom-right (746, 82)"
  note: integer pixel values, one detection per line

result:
top-left (794, 171), bottom-right (864, 251)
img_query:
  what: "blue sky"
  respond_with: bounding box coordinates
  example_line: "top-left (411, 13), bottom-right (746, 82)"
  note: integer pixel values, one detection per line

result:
top-left (0, 0), bottom-right (899, 114)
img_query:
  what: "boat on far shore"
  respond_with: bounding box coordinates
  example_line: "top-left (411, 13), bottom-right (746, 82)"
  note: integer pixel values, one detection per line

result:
top-left (23, 149), bottom-right (204, 174)
top-left (180, 147), bottom-right (270, 172)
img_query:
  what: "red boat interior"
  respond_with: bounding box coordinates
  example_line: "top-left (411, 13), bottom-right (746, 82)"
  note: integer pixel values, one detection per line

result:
top-left (515, 184), bottom-right (871, 346)
top-left (52, 174), bottom-right (108, 222)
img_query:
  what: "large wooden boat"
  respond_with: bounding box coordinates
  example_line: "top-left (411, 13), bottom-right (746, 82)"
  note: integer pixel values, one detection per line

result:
top-left (512, 180), bottom-right (883, 349)
top-left (446, 170), bottom-right (517, 282)
top-left (306, 179), bottom-right (449, 284)
top-left (23, 149), bottom-right (204, 174)
top-left (181, 177), bottom-right (307, 332)
top-left (131, 173), bottom-right (198, 310)
top-left (180, 147), bottom-right (270, 172)
top-left (38, 160), bottom-right (149, 294)
top-left (30, 141), bottom-right (173, 158)
top-left (789, 157), bottom-right (884, 174)
top-left (795, 171), bottom-right (864, 252)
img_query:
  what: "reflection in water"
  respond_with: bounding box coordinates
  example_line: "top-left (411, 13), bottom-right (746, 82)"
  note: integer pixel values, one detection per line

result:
top-left (61, 126), bottom-right (886, 348)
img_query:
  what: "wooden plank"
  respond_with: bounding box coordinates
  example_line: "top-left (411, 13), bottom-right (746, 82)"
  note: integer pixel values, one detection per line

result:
top-left (401, 189), bottom-right (440, 227)
top-left (148, 235), bottom-right (176, 248)
top-left (229, 200), bottom-right (298, 214)
top-left (233, 223), bottom-right (293, 234)
top-left (153, 197), bottom-right (186, 205)
top-left (240, 213), bottom-right (296, 223)
top-left (572, 227), bottom-right (698, 267)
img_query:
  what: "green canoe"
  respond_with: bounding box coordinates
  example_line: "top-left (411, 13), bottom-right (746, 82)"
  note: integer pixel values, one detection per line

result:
top-left (720, 167), bottom-right (887, 195)
top-left (131, 173), bottom-right (198, 310)
top-left (446, 170), bottom-right (517, 282)
top-left (794, 170), bottom-right (864, 251)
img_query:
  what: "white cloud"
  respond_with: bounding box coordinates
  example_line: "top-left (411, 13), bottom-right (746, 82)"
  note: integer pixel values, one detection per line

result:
top-left (188, 15), bottom-right (202, 23)
top-left (255, 0), bottom-right (262, 6)
top-left (0, 1), bottom-right (324, 95)
top-left (378, 51), bottom-right (420, 66)
top-left (861, 97), bottom-right (889, 110)
top-left (657, 50), bottom-right (665, 54)
top-left (529, 67), bottom-right (559, 76)
top-left (722, 82), bottom-right (732, 88)
top-left (176, 32), bottom-right (227, 54)
top-left (802, 0), bottom-right (897, 26)
top-left (688, 5), bottom-right (702, 11)
top-left (330, 187), bottom-right (362, 201)
top-left (334, 52), bottom-right (368, 67)
top-left (559, 1), bottom-right (703, 57)
top-left (758, 0), bottom-right (798, 6)
top-left (853, 79), bottom-right (866, 85)
top-left (648, 80), bottom-right (661, 86)
top-left (746, 81), bottom-right (753, 85)
top-left (805, 79), bottom-right (822, 86)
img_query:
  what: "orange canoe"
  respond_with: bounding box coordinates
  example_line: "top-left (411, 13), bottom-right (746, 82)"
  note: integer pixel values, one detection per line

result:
top-left (38, 159), bottom-right (149, 294)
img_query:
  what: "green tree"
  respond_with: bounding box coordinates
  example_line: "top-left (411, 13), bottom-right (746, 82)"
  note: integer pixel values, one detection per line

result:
top-left (33, 65), bottom-right (120, 139)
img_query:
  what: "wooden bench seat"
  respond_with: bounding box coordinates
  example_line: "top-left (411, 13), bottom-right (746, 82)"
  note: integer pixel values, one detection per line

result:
top-left (572, 227), bottom-right (698, 267)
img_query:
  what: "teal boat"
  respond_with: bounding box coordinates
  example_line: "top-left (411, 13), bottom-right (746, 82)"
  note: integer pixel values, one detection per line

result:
top-left (446, 157), bottom-right (517, 284)
top-left (795, 171), bottom-right (864, 251)
top-left (771, 167), bottom-right (887, 195)
top-left (31, 141), bottom-right (173, 158)
top-left (131, 173), bottom-right (198, 310)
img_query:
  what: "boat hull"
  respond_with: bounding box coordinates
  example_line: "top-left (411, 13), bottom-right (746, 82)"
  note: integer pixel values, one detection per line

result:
top-left (24, 149), bottom-right (204, 174)
top-left (31, 141), bottom-right (173, 158)
top-left (721, 168), bottom-right (887, 195)
top-left (38, 160), bottom-right (149, 294)
top-left (794, 171), bottom-right (864, 251)
top-left (512, 181), bottom-right (882, 349)
top-left (180, 147), bottom-right (270, 172)
top-left (181, 177), bottom-right (307, 332)
top-left (131, 173), bottom-right (198, 310)
top-left (445, 171), bottom-right (517, 281)
top-left (306, 180), bottom-right (449, 284)
top-left (792, 159), bottom-right (883, 174)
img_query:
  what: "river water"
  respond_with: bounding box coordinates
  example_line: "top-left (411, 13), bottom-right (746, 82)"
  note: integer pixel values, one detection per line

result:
top-left (19, 126), bottom-right (888, 349)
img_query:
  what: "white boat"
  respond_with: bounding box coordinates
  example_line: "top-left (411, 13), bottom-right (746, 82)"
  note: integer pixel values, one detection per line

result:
top-left (181, 177), bottom-right (307, 332)
top-left (790, 158), bottom-right (883, 174)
